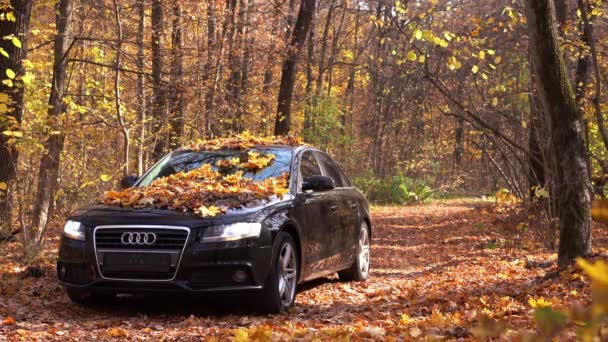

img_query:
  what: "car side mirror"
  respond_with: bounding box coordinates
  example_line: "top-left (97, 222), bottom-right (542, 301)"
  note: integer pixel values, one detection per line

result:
top-left (120, 175), bottom-right (138, 189)
top-left (302, 175), bottom-right (335, 192)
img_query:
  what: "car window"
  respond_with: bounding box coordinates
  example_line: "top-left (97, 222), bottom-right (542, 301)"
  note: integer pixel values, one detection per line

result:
top-left (299, 151), bottom-right (321, 182)
top-left (337, 167), bottom-right (352, 187)
top-left (137, 147), bottom-right (292, 186)
top-left (316, 152), bottom-right (345, 188)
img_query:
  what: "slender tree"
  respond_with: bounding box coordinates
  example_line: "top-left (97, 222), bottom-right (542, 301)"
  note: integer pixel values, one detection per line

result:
top-left (0, 0), bottom-right (32, 238)
top-left (526, 0), bottom-right (592, 266)
top-left (151, 0), bottom-right (166, 159)
top-left (239, 0), bottom-right (252, 129)
top-left (203, 2), bottom-right (216, 138)
top-left (226, 0), bottom-right (241, 132)
top-left (303, 5), bottom-right (316, 134)
top-left (30, 0), bottom-right (73, 245)
top-left (169, 0), bottom-right (184, 148)
top-left (136, 0), bottom-right (146, 175)
top-left (315, 0), bottom-right (336, 99)
top-left (274, 0), bottom-right (317, 136)
top-left (113, 0), bottom-right (130, 176)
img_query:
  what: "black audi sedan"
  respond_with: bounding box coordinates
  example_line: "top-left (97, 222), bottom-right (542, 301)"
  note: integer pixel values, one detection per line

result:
top-left (57, 144), bottom-right (371, 313)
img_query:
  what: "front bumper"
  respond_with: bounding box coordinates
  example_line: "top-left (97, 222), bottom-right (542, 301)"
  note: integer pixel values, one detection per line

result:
top-left (57, 235), bottom-right (272, 294)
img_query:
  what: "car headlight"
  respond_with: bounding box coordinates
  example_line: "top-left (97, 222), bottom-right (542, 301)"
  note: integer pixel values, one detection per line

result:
top-left (199, 222), bottom-right (262, 243)
top-left (63, 220), bottom-right (85, 241)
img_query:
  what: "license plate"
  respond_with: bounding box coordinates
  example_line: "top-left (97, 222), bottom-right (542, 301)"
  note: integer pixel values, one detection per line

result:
top-left (103, 252), bottom-right (170, 272)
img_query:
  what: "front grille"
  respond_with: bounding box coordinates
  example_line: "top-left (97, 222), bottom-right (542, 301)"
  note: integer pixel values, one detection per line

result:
top-left (100, 271), bottom-right (177, 280)
top-left (93, 225), bottom-right (190, 281)
top-left (95, 228), bottom-right (188, 250)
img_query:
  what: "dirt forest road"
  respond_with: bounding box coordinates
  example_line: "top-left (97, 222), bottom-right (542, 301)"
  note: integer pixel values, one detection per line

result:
top-left (1, 200), bottom-right (606, 340)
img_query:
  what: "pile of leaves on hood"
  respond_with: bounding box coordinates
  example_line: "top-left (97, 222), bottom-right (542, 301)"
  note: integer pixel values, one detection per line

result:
top-left (97, 133), bottom-right (300, 217)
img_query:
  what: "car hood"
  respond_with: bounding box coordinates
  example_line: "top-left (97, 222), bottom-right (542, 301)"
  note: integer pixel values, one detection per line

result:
top-left (69, 195), bottom-right (294, 228)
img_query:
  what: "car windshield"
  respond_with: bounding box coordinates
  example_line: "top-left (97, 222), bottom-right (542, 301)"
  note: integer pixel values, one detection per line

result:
top-left (137, 147), bottom-right (293, 187)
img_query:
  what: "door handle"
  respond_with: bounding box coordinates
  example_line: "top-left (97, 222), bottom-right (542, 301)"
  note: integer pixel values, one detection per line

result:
top-left (329, 205), bottom-right (338, 212)
top-left (350, 203), bottom-right (358, 210)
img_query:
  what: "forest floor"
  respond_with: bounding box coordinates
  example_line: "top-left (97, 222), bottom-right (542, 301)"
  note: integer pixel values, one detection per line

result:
top-left (1, 199), bottom-right (607, 341)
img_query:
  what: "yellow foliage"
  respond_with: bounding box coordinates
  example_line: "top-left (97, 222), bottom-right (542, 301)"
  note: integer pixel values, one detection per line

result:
top-left (495, 188), bottom-right (518, 205)
top-left (577, 259), bottom-right (608, 285)
top-left (528, 297), bottom-right (552, 309)
top-left (232, 328), bottom-right (248, 342)
top-left (187, 131), bottom-right (302, 151)
top-left (239, 151), bottom-right (276, 171)
top-left (591, 199), bottom-right (608, 225)
top-left (578, 260), bottom-right (608, 316)
top-left (400, 313), bottom-right (412, 325)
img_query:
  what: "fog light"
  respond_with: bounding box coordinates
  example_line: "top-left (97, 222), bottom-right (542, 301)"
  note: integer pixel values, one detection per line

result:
top-left (232, 270), bottom-right (248, 283)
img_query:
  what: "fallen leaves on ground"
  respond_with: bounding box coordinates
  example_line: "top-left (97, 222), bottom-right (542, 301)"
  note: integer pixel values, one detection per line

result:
top-left (1, 199), bottom-right (607, 340)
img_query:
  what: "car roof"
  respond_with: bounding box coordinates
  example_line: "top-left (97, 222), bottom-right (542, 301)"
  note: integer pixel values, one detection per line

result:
top-left (178, 144), bottom-right (314, 153)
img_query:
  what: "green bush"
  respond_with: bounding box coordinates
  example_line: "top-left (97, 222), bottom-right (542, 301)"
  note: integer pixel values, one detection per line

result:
top-left (353, 172), bottom-right (433, 204)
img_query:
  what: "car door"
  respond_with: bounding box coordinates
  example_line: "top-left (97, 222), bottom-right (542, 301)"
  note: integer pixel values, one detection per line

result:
top-left (292, 150), bottom-right (339, 279)
top-left (315, 152), bottom-right (356, 268)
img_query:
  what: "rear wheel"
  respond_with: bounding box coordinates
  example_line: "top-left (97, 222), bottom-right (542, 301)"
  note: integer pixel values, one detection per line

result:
top-left (339, 222), bottom-right (371, 281)
top-left (66, 287), bottom-right (115, 305)
top-left (257, 232), bottom-right (299, 314)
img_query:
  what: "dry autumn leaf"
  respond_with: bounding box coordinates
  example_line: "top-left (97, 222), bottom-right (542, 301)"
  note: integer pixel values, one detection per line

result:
top-left (108, 327), bottom-right (128, 337)
top-left (2, 316), bottom-right (16, 326)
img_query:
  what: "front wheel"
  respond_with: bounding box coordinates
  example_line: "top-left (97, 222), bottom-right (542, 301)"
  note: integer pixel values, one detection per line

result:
top-left (339, 222), bottom-right (371, 281)
top-left (257, 232), bottom-right (299, 314)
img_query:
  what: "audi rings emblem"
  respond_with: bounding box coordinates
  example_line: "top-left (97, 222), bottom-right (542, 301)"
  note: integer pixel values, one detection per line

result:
top-left (121, 232), bottom-right (157, 245)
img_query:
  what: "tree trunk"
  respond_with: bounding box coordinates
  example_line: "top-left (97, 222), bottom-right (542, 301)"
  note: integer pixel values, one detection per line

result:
top-left (577, 0), bottom-right (606, 153)
top-left (151, 0), bottom-right (166, 159)
top-left (136, 0), bottom-right (146, 175)
top-left (525, 0), bottom-right (592, 266)
top-left (169, 0), bottom-right (184, 149)
top-left (315, 0), bottom-right (335, 99)
top-left (304, 4), bottom-right (316, 135)
top-left (203, 2), bottom-right (216, 138)
top-left (284, 0), bottom-right (297, 43)
top-left (238, 0), bottom-right (252, 133)
top-left (528, 84), bottom-right (546, 189)
top-left (30, 0), bottom-right (73, 245)
top-left (260, 7), bottom-right (280, 134)
top-left (326, 1), bottom-right (346, 98)
top-left (274, 0), bottom-right (317, 136)
top-left (113, 0), bottom-right (130, 176)
top-left (454, 117), bottom-right (464, 166)
top-left (225, 0), bottom-right (240, 132)
top-left (0, 0), bottom-right (32, 237)
top-left (554, 0), bottom-right (567, 26)
top-left (205, 0), bottom-right (232, 138)
top-left (345, 1), bottom-right (361, 135)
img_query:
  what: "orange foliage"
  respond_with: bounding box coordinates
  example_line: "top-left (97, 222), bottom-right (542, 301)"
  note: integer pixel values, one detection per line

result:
top-left (98, 134), bottom-right (296, 217)
top-left (185, 131), bottom-right (303, 151)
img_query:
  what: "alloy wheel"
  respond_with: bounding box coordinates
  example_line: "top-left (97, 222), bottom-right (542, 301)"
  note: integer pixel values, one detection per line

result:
top-left (359, 225), bottom-right (370, 277)
top-left (278, 242), bottom-right (297, 306)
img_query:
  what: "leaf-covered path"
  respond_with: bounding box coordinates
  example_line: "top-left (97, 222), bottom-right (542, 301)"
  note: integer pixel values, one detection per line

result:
top-left (1, 200), bottom-right (606, 340)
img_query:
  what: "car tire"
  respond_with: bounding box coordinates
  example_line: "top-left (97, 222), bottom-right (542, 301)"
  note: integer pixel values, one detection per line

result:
top-left (66, 287), bottom-right (115, 305)
top-left (339, 221), bottom-right (371, 282)
top-left (257, 232), bottom-right (299, 314)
